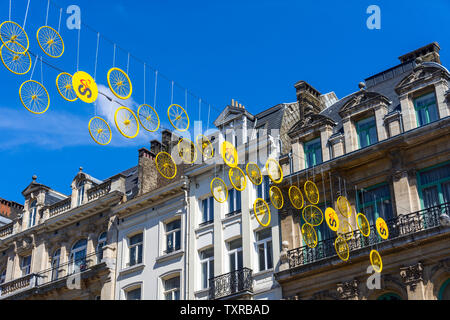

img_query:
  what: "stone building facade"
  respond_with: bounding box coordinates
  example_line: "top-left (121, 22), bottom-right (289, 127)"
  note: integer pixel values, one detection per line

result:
top-left (274, 42), bottom-right (450, 300)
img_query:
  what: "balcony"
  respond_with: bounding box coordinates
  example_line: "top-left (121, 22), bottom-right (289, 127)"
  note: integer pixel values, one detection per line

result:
top-left (0, 251), bottom-right (105, 299)
top-left (87, 180), bottom-right (112, 202)
top-left (286, 202), bottom-right (450, 271)
top-left (0, 223), bottom-right (14, 238)
top-left (48, 197), bottom-right (72, 218)
top-left (208, 268), bottom-right (253, 300)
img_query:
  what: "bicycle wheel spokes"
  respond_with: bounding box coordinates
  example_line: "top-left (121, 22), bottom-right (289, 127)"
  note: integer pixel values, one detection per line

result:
top-left (167, 104), bottom-right (189, 132)
top-left (107, 68), bottom-right (132, 100)
top-left (89, 117), bottom-right (111, 145)
top-left (138, 104), bottom-right (160, 132)
top-left (0, 43), bottom-right (31, 74)
top-left (0, 21), bottom-right (29, 54)
top-left (56, 73), bottom-right (77, 102)
top-left (114, 106), bottom-right (139, 139)
top-left (37, 26), bottom-right (64, 58)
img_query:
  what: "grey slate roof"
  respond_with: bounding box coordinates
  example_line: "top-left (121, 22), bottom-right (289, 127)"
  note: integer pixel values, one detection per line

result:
top-left (117, 166), bottom-right (139, 200)
top-left (254, 103), bottom-right (285, 131)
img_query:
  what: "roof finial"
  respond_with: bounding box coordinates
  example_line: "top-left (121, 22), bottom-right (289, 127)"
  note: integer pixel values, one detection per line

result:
top-left (32, 175), bottom-right (37, 182)
top-left (358, 82), bottom-right (366, 90)
top-left (79, 167), bottom-right (83, 172)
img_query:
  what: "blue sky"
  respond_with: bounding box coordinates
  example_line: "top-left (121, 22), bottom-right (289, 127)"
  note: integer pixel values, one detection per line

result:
top-left (1, 0), bottom-right (449, 203)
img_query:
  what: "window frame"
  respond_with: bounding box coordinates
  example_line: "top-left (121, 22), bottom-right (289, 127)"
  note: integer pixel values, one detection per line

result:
top-left (228, 188), bottom-right (242, 215)
top-left (97, 232), bottom-right (107, 261)
top-left (356, 183), bottom-right (394, 225)
top-left (0, 268), bottom-right (6, 284)
top-left (77, 180), bottom-right (86, 207)
top-left (356, 116), bottom-right (378, 149)
top-left (51, 248), bottom-right (61, 281)
top-left (257, 175), bottom-right (270, 202)
top-left (69, 239), bottom-right (88, 274)
top-left (21, 255), bottom-right (32, 276)
top-left (128, 232), bottom-right (143, 267)
top-left (227, 239), bottom-right (243, 273)
top-left (199, 248), bottom-right (214, 290)
top-left (255, 229), bottom-right (273, 272)
top-left (304, 137), bottom-right (323, 168)
top-left (417, 161), bottom-right (450, 210)
top-left (201, 197), bottom-right (214, 225)
top-left (28, 200), bottom-right (37, 228)
top-left (162, 275), bottom-right (181, 300)
top-left (165, 219), bottom-right (181, 254)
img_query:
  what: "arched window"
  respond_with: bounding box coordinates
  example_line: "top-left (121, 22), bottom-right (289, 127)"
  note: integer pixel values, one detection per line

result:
top-left (377, 292), bottom-right (402, 300)
top-left (51, 249), bottom-right (61, 281)
top-left (97, 232), bottom-right (107, 261)
top-left (70, 239), bottom-right (87, 274)
top-left (77, 181), bottom-right (86, 206)
top-left (28, 200), bottom-right (37, 228)
top-left (439, 279), bottom-right (450, 300)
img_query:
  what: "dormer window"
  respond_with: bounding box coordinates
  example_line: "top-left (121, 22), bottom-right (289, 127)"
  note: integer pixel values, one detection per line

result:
top-left (414, 91), bottom-right (438, 127)
top-left (304, 137), bottom-right (322, 168)
top-left (77, 181), bottom-right (86, 206)
top-left (356, 116), bottom-right (378, 148)
top-left (28, 200), bottom-right (37, 228)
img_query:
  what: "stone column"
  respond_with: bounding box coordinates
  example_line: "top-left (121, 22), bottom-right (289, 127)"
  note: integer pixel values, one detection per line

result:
top-left (213, 190), bottom-right (224, 277)
top-left (342, 118), bottom-right (357, 153)
top-left (400, 262), bottom-right (426, 300)
top-left (241, 179), bottom-right (252, 270)
top-left (435, 80), bottom-right (450, 118)
top-left (392, 171), bottom-right (416, 215)
top-left (291, 140), bottom-right (305, 173)
top-left (399, 94), bottom-right (417, 132)
top-left (6, 251), bottom-right (15, 282)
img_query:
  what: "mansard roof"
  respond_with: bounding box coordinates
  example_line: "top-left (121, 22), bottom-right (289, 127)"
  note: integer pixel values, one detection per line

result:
top-left (339, 90), bottom-right (391, 117)
top-left (213, 105), bottom-right (255, 127)
top-left (395, 62), bottom-right (450, 95)
top-left (288, 113), bottom-right (337, 138)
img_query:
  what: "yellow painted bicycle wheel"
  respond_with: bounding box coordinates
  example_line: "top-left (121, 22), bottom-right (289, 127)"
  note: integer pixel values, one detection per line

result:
top-left (265, 158), bottom-right (283, 184)
top-left (304, 180), bottom-right (319, 204)
top-left (137, 104), bottom-right (159, 132)
top-left (19, 80), bottom-right (50, 114)
top-left (254, 198), bottom-right (271, 227)
top-left (325, 207), bottom-right (339, 232)
top-left (337, 218), bottom-right (353, 241)
top-left (335, 236), bottom-right (349, 262)
top-left (337, 196), bottom-right (352, 218)
top-left (289, 186), bottom-right (304, 210)
top-left (0, 21), bottom-right (29, 54)
top-left (167, 104), bottom-right (189, 132)
top-left (0, 42), bottom-right (31, 75)
top-left (370, 250), bottom-right (383, 273)
top-left (211, 177), bottom-right (228, 203)
top-left (114, 106), bottom-right (140, 139)
top-left (376, 217), bottom-right (389, 240)
top-left (229, 167), bottom-right (246, 191)
top-left (36, 26), bottom-right (64, 58)
top-left (196, 134), bottom-right (214, 159)
top-left (155, 151), bottom-right (177, 179)
top-left (301, 223), bottom-right (317, 248)
top-left (269, 186), bottom-right (284, 210)
top-left (88, 117), bottom-right (112, 146)
top-left (246, 162), bottom-right (262, 185)
top-left (357, 213), bottom-right (371, 237)
top-left (222, 141), bottom-right (238, 168)
top-left (302, 205), bottom-right (324, 227)
top-left (107, 67), bottom-right (132, 100)
top-left (56, 72), bottom-right (77, 102)
top-left (177, 138), bottom-right (197, 164)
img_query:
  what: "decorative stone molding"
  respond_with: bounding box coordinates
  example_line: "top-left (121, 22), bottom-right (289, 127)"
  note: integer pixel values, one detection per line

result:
top-left (312, 289), bottom-right (337, 300)
top-left (395, 63), bottom-right (450, 96)
top-left (339, 91), bottom-right (390, 119)
top-left (279, 241), bottom-right (290, 271)
top-left (400, 262), bottom-right (424, 291)
top-left (431, 258), bottom-right (450, 274)
top-left (336, 279), bottom-right (359, 300)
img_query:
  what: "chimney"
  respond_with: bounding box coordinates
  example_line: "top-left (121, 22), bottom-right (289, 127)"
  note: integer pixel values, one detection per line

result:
top-left (294, 80), bottom-right (324, 120)
top-left (137, 147), bottom-right (158, 196)
top-left (398, 42), bottom-right (441, 64)
top-left (150, 140), bottom-right (162, 155)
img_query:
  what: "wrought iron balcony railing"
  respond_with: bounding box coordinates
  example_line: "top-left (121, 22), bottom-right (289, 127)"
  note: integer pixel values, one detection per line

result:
top-left (208, 267), bottom-right (253, 300)
top-left (288, 202), bottom-right (450, 270)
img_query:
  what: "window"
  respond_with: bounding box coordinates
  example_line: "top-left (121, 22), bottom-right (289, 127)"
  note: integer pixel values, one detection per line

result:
top-left (0, 269), bottom-right (6, 284)
top-left (51, 249), bottom-right (61, 281)
top-left (257, 175), bottom-right (270, 201)
top-left (165, 220), bottom-right (181, 254)
top-left (200, 248), bottom-right (214, 289)
top-left (126, 287), bottom-right (142, 300)
top-left (201, 197), bottom-right (214, 224)
top-left (255, 229), bottom-right (273, 272)
top-left (128, 233), bottom-right (143, 267)
top-left (228, 189), bottom-right (242, 215)
top-left (21, 255), bottom-right (32, 276)
top-left (70, 239), bottom-right (87, 274)
top-left (305, 137), bottom-right (323, 168)
top-left (163, 276), bottom-right (180, 300)
top-left (77, 181), bottom-right (86, 206)
top-left (356, 117), bottom-right (378, 148)
top-left (418, 162), bottom-right (450, 209)
top-left (97, 232), bottom-right (107, 261)
top-left (228, 238), bottom-right (243, 272)
top-left (357, 184), bottom-right (394, 226)
top-left (28, 200), bottom-right (37, 228)
top-left (414, 92), bottom-right (439, 127)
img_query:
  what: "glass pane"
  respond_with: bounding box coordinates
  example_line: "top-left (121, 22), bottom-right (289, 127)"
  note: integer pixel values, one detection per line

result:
top-left (202, 199), bottom-right (208, 222)
top-left (264, 176), bottom-right (270, 201)
top-left (423, 186), bottom-right (439, 209)
top-left (209, 260), bottom-right (214, 280)
top-left (257, 228), bottom-right (271, 241)
top-left (258, 243), bottom-right (266, 271)
top-left (201, 248), bottom-right (214, 259)
top-left (237, 251), bottom-right (243, 270)
top-left (443, 182), bottom-right (450, 203)
top-left (428, 103), bottom-right (438, 122)
top-left (129, 247), bottom-right (136, 266)
top-left (257, 184), bottom-right (263, 199)
top-left (267, 241), bottom-right (273, 269)
top-left (127, 288), bottom-right (141, 300)
top-left (229, 253), bottom-right (236, 272)
top-left (229, 238), bottom-right (242, 250)
top-left (137, 244), bottom-right (143, 264)
top-left (420, 164), bottom-right (450, 185)
top-left (229, 189), bottom-right (235, 213)
top-left (167, 233), bottom-right (174, 252)
top-left (202, 262), bottom-right (208, 289)
top-left (209, 197), bottom-right (214, 221)
top-left (236, 190), bottom-right (241, 211)
top-left (369, 126), bottom-right (378, 145)
top-left (130, 233), bottom-right (143, 245)
top-left (175, 231), bottom-right (181, 251)
top-left (167, 220), bottom-right (181, 231)
top-left (164, 277), bottom-right (180, 290)
top-left (174, 290), bottom-right (180, 300)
